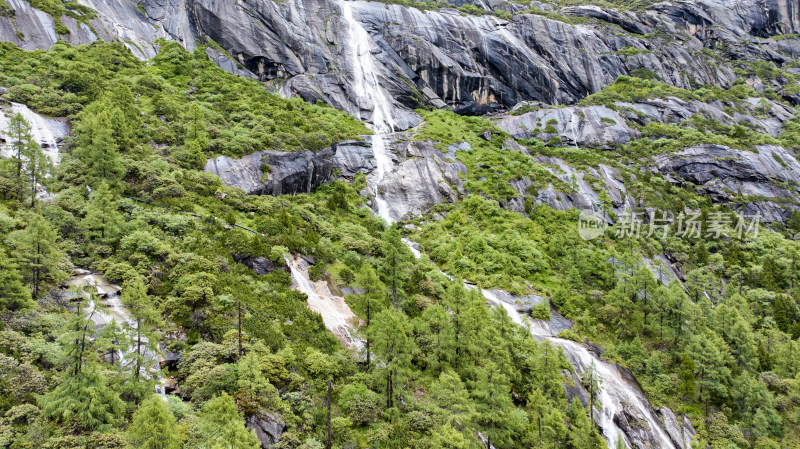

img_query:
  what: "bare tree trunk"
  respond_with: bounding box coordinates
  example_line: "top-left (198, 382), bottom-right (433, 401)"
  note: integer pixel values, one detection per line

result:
top-left (237, 293), bottom-right (243, 360)
top-left (326, 379), bottom-right (332, 449)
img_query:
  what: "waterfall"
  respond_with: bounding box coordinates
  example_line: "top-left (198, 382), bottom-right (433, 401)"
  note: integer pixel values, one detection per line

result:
top-left (401, 239), bottom-right (680, 449)
top-left (70, 272), bottom-right (168, 400)
top-left (0, 102), bottom-right (69, 165)
top-left (284, 255), bottom-right (363, 349)
top-left (339, 0), bottom-right (396, 223)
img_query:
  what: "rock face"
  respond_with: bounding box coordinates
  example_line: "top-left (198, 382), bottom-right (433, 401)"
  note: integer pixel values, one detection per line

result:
top-left (5, 0), bottom-right (795, 128)
top-left (657, 407), bottom-right (696, 449)
top-left (204, 146), bottom-right (335, 196)
top-left (654, 144), bottom-right (800, 222)
top-left (246, 410), bottom-right (286, 448)
top-left (498, 105), bottom-right (638, 148)
top-left (377, 139), bottom-right (467, 221)
top-left (332, 141), bottom-right (376, 178)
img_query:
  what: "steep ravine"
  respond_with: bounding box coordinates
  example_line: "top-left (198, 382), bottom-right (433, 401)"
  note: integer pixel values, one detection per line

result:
top-left (403, 240), bottom-right (695, 449)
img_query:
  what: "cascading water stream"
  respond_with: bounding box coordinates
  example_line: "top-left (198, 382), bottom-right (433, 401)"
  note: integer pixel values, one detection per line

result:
top-left (340, 0), bottom-right (396, 223)
top-left (285, 255), bottom-right (363, 349)
top-left (401, 240), bottom-right (680, 449)
top-left (70, 272), bottom-right (168, 400)
top-left (336, 6), bottom-right (680, 446)
top-left (0, 102), bottom-right (69, 164)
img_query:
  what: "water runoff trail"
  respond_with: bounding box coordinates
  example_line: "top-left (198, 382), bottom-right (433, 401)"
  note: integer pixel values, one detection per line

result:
top-left (401, 243), bottom-right (682, 449)
top-left (69, 271), bottom-right (168, 399)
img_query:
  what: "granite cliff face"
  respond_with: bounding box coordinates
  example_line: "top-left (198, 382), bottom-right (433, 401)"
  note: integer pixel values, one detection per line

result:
top-left (4, 0), bottom-right (800, 223)
top-left (4, 0), bottom-right (800, 123)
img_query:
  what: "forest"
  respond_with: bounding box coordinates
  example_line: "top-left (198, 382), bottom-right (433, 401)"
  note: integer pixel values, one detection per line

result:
top-left (0, 23), bottom-right (798, 449)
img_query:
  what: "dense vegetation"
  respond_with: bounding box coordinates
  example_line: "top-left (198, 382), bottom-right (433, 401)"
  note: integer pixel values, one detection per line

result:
top-left (0, 41), bottom-right (609, 449)
top-left (406, 78), bottom-right (800, 449)
top-left (0, 8), bottom-right (799, 449)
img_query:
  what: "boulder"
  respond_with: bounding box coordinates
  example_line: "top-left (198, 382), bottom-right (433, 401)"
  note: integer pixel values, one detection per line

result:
top-left (233, 255), bottom-right (287, 275)
top-left (246, 410), bottom-right (286, 448)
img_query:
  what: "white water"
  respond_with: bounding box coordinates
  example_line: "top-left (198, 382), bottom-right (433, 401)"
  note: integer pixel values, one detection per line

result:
top-left (0, 102), bottom-right (69, 165)
top-left (402, 239), bottom-right (678, 449)
top-left (285, 255), bottom-right (364, 349)
top-left (69, 272), bottom-right (168, 400)
top-left (340, 0), bottom-right (396, 224)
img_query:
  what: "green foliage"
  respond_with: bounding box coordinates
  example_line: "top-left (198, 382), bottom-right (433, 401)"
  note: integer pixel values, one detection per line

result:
top-left (0, 248), bottom-right (34, 311)
top-left (192, 392), bottom-right (260, 449)
top-left (39, 363), bottom-right (125, 432)
top-left (128, 395), bottom-right (185, 449)
top-left (580, 76), bottom-right (761, 107)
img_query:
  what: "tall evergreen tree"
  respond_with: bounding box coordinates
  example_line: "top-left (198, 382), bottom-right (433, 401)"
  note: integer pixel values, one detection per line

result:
top-left (121, 278), bottom-right (162, 381)
top-left (83, 180), bottom-right (123, 245)
top-left (5, 213), bottom-right (66, 299)
top-left (39, 363), bottom-right (125, 432)
top-left (128, 395), bottom-right (185, 449)
top-left (3, 113), bottom-right (35, 197)
top-left (0, 248), bottom-right (35, 311)
top-left (352, 263), bottom-right (388, 366)
top-left (193, 392), bottom-right (260, 449)
top-left (367, 308), bottom-right (415, 408)
top-left (74, 110), bottom-right (122, 186)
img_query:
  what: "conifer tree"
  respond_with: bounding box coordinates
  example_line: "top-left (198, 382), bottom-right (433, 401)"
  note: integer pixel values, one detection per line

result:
top-left (194, 392), bottom-right (260, 449)
top-left (74, 110), bottom-right (122, 186)
top-left (83, 180), bottom-right (123, 245)
top-left (353, 263), bottom-right (388, 366)
top-left (121, 278), bottom-right (162, 380)
top-left (3, 113), bottom-right (34, 196)
top-left (0, 248), bottom-right (34, 311)
top-left (39, 363), bottom-right (125, 432)
top-left (128, 395), bottom-right (185, 449)
top-left (5, 213), bottom-right (66, 299)
top-left (367, 308), bottom-right (414, 408)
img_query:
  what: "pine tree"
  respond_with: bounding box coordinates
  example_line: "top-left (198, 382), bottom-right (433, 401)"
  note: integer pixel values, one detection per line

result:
top-left (472, 364), bottom-right (526, 449)
top-left (0, 248), bottom-right (35, 311)
top-left (5, 213), bottom-right (66, 299)
top-left (121, 278), bottom-right (162, 381)
top-left (128, 395), bottom-right (185, 449)
top-left (3, 113), bottom-right (33, 197)
top-left (237, 349), bottom-right (280, 410)
top-left (194, 392), bottom-right (260, 449)
top-left (20, 130), bottom-right (50, 208)
top-left (352, 263), bottom-right (388, 366)
top-left (420, 303), bottom-right (452, 373)
top-left (367, 308), bottom-right (415, 408)
top-left (584, 361), bottom-right (602, 429)
top-left (759, 256), bottom-right (784, 291)
top-left (83, 180), bottom-right (123, 245)
top-left (74, 111), bottom-right (122, 186)
top-left (97, 319), bottom-right (128, 367)
top-left (39, 363), bottom-right (125, 432)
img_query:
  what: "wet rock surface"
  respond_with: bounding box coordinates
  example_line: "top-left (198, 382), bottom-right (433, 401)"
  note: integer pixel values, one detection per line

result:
top-left (653, 144), bottom-right (800, 222)
top-left (6, 0), bottom-right (796, 127)
top-left (204, 147), bottom-right (335, 196)
top-left (377, 139), bottom-right (468, 221)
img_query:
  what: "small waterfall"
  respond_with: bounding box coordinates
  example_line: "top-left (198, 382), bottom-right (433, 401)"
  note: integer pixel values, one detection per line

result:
top-left (284, 255), bottom-right (363, 349)
top-left (340, 0), bottom-right (396, 223)
top-left (70, 273), bottom-right (168, 400)
top-left (0, 102), bottom-right (69, 165)
top-left (401, 239), bottom-right (680, 449)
